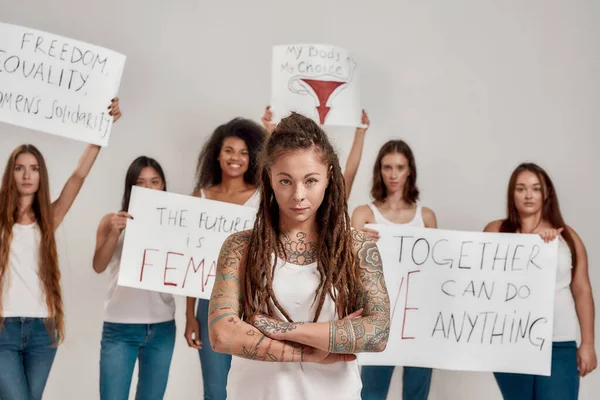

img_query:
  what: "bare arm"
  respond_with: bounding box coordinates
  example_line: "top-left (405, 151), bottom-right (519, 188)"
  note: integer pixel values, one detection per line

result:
top-left (252, 229), bottom-right (390, 353)
top-left (208, 231), bottom-right (350, 362)
top-left (568, 227), bottom-right (597, 376)
top-left (344, 110), bottom-right (369, 199)
top-left (92, 211), bottom-right (130, 273)
top-left (422, 207), bottom-right (438, 229)
top-left (52, 99), bottom-right (121, 229)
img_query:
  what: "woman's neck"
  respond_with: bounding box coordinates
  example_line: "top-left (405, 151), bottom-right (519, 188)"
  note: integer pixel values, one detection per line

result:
top-left (519, 212), bottom-right (543, 233)
top-left (216, 175), bottom-right (250, 193)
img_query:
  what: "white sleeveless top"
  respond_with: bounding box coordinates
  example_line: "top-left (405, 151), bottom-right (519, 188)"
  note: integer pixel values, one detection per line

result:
top-left (104, 231), bottom-right (176, 323)
top-left (226, 258), bottom-right (362, 400)
top-left (553, 238), bottom-right (578, 341)
top-left (367, 202), bottom-right (425, 228)
top-left (200, 188), bottom-right (260, 209)
top-left (3, 223), bottom-right (48, 318)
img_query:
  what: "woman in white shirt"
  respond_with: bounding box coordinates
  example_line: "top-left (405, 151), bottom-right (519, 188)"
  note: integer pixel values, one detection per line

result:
top-left (0, 99), bottom-right (121, 400)
top-left (93, 156), bottom-right (176, 400)
top-left (184, 117), bottom-right (266, 399)
top-left (208, 112), bottom-right (391, 400)
top-left (485, 162), bottom-right (596, 400)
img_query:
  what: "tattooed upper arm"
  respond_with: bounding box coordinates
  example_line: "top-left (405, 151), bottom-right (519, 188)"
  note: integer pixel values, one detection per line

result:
top-left (208, 230), bottom-right (251, 328)
top-left (327, 229), bottom-right (390, 353)
top-left (352, 229), bottom-right (390, 316)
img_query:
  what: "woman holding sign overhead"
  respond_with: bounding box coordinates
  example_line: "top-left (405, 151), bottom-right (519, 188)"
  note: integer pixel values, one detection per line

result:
top-left (484, 163), bottom-right (596, 400)
top-left (352, 139), bottom-right (437, 400)
top-left (0, 99), bottom-right (121, 400)
top-left (207, 112), bottom-right (390, 400)
top-left (261, 105), bottom-right (370, 198)
top-left (184, 117), bottom-right (266, 400)
top-left (93, 156), bottom-right (176, 400)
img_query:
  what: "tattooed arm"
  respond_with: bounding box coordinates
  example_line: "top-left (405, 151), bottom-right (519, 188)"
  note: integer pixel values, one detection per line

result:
top-left (208, 230), bottom-right (355, 363)
top-left (252, 230), bottom-right (390, 353)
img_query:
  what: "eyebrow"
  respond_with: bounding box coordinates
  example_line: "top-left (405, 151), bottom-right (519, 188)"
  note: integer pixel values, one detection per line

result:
top-left (276, 172), bottom-right (321, 178)
top-left (15, 163), bottom-right (39, 167)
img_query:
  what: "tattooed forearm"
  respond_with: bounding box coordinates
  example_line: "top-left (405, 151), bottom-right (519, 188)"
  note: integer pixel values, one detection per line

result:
top-left (252, 315), bottom-right (304, 339)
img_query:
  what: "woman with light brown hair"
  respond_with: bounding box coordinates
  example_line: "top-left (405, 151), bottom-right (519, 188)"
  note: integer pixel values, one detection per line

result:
top-left (485, 163), bottom-right (596, 400)
top-left (0, 99), bottom-right (121, 400)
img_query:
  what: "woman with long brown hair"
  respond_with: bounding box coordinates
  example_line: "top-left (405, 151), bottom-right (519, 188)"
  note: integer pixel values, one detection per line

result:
top-left (485, 163), bottom-right (596, 400)
top-left (0, 99), bottom-right (121, 400)
top-left (183, 117), bottom-right (266, 400)
top-left (352, 139), bottom-right (437, 400)
top-left (207, 112), bottom-right (390, 400)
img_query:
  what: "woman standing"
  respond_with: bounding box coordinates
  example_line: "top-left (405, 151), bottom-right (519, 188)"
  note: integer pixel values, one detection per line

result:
top-left (0, 99), bottom-right (121, 400)
top-left (485, 163), bottom-right (596, 400)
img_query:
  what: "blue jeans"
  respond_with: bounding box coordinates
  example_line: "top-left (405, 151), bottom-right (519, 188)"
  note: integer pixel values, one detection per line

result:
top-left (494, 341), bottom-right (579, 400)
top-left (0, 317), bottom-right (58, 400)
top-left (197, 299), bottom-right (232, 400)
top-left (100, 320), bottom-right (176, 400)
top-left (361, 365), bottom-right (432, 400)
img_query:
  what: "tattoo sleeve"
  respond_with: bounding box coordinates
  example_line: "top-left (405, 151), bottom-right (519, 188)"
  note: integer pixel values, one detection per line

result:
top-left (208, 231), bottom-right (317, 362)
top-left (328, 231), bottom-right (391, 353)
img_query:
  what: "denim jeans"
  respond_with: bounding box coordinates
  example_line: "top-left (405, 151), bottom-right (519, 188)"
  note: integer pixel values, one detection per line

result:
top-left (197, 298), bottom-right (232, 400)
top-left (495, 341), bottom-right (580, 400)
top-left (361, 365), bottom-right (432, 400)
top-left (0, 317), bottom-right (58, 400)
top-left (100, 320), bottom-right (176, 400)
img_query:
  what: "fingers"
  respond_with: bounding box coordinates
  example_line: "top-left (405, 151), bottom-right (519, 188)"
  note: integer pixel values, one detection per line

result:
top-left (108, 97), bottom-right (122, 123)
top-left (344, 308), bottom-right (364, 319)
top-left (184, 327), bottom-right (202, 349)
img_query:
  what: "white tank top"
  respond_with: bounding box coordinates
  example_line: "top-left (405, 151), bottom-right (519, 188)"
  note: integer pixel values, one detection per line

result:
top-left (226, 258), bottom-right (362, 400)
top-left (3, 223), bottom-right (48, 318)
top-left (552, 238), bottom-right (578, 341)
top-left (104, 231), bottom-right (175, 323)
top-left (367, 202), bottom-right (425, 228)
top-left (200, 189), bottom-right (260, 209)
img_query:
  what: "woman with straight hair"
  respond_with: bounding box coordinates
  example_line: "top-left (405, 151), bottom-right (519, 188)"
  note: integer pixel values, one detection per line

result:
top-left (353, 139), bottom-right (437, 400)
top-left (93, 156), bottom-right (176, 400)
top-left (485, 163), bottom-right (596, 400)
top-left (0, 99), bottom-right (121, 400)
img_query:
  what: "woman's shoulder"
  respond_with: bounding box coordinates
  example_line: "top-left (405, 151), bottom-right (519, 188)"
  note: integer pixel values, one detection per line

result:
top-left (483, 219), bottom-right (504, 232)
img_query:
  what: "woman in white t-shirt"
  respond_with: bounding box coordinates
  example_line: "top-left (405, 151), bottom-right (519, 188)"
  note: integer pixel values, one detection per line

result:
top-left (0, 99), bottom-right (121, 400)
top-left (208, 112), bottom-right (391, 400)
top-left (484, 163), bottom-right (597, 400)
top-left (184, 117), bottom-right (266, 400)
top-left (352, 140), bottom-right (437, 400)
top-left (93, 156), bottom-right (175, 399)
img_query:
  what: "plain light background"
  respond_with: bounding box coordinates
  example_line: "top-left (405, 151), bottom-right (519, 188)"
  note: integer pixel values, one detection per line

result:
top-left (1, 1), bottom-right (598, 399)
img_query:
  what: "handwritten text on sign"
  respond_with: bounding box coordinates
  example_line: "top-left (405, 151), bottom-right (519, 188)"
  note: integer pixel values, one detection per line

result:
top-left (0, 22), bottom-right (126, 145)
top-left (358, 226), bottom-right (557, 376)
top-left (271, 44), bottom-right (361, 127)
top-left (118, 187), bottom-right (257, 299)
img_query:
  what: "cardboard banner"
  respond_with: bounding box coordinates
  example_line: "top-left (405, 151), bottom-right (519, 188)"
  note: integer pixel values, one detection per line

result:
top-left (0, 22), bottom-right (126, 145)
top-left (118, 187), bottom-right (257, 299)
top-left (270, 44), bottom-right (361, 127)
top-left (358, 225), bottom-right (558, 376)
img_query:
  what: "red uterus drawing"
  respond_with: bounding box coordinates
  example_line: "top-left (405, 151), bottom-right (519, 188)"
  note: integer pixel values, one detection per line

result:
top-left (299, 79), bottom-right (346, 124)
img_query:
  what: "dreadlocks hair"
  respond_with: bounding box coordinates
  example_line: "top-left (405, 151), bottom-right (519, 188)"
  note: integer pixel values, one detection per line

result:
top-left (243, 112), bottom-right (362, 323)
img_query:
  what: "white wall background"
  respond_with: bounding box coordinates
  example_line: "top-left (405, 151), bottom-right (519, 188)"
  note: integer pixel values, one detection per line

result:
top-left (1, 0), bottom-right (598, 399)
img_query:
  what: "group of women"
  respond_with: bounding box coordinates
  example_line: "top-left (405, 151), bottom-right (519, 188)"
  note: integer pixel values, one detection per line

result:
top-left (0, 99), bottom-right (596, 400)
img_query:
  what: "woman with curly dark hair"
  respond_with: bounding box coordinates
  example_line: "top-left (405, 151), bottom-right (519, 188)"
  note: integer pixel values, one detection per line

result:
top-left (184, 117), bottom-right (266, 400)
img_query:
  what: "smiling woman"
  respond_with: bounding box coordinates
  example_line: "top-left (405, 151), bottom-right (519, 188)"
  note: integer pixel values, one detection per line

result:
top-left (184, 117), bottom-right (267, 400)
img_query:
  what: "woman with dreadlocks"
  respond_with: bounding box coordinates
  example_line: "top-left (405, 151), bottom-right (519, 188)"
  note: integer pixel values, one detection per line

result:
top-left (261, 105), bottom-right (371, 198)
top-left (208, 112), bottom-right (391, 400)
